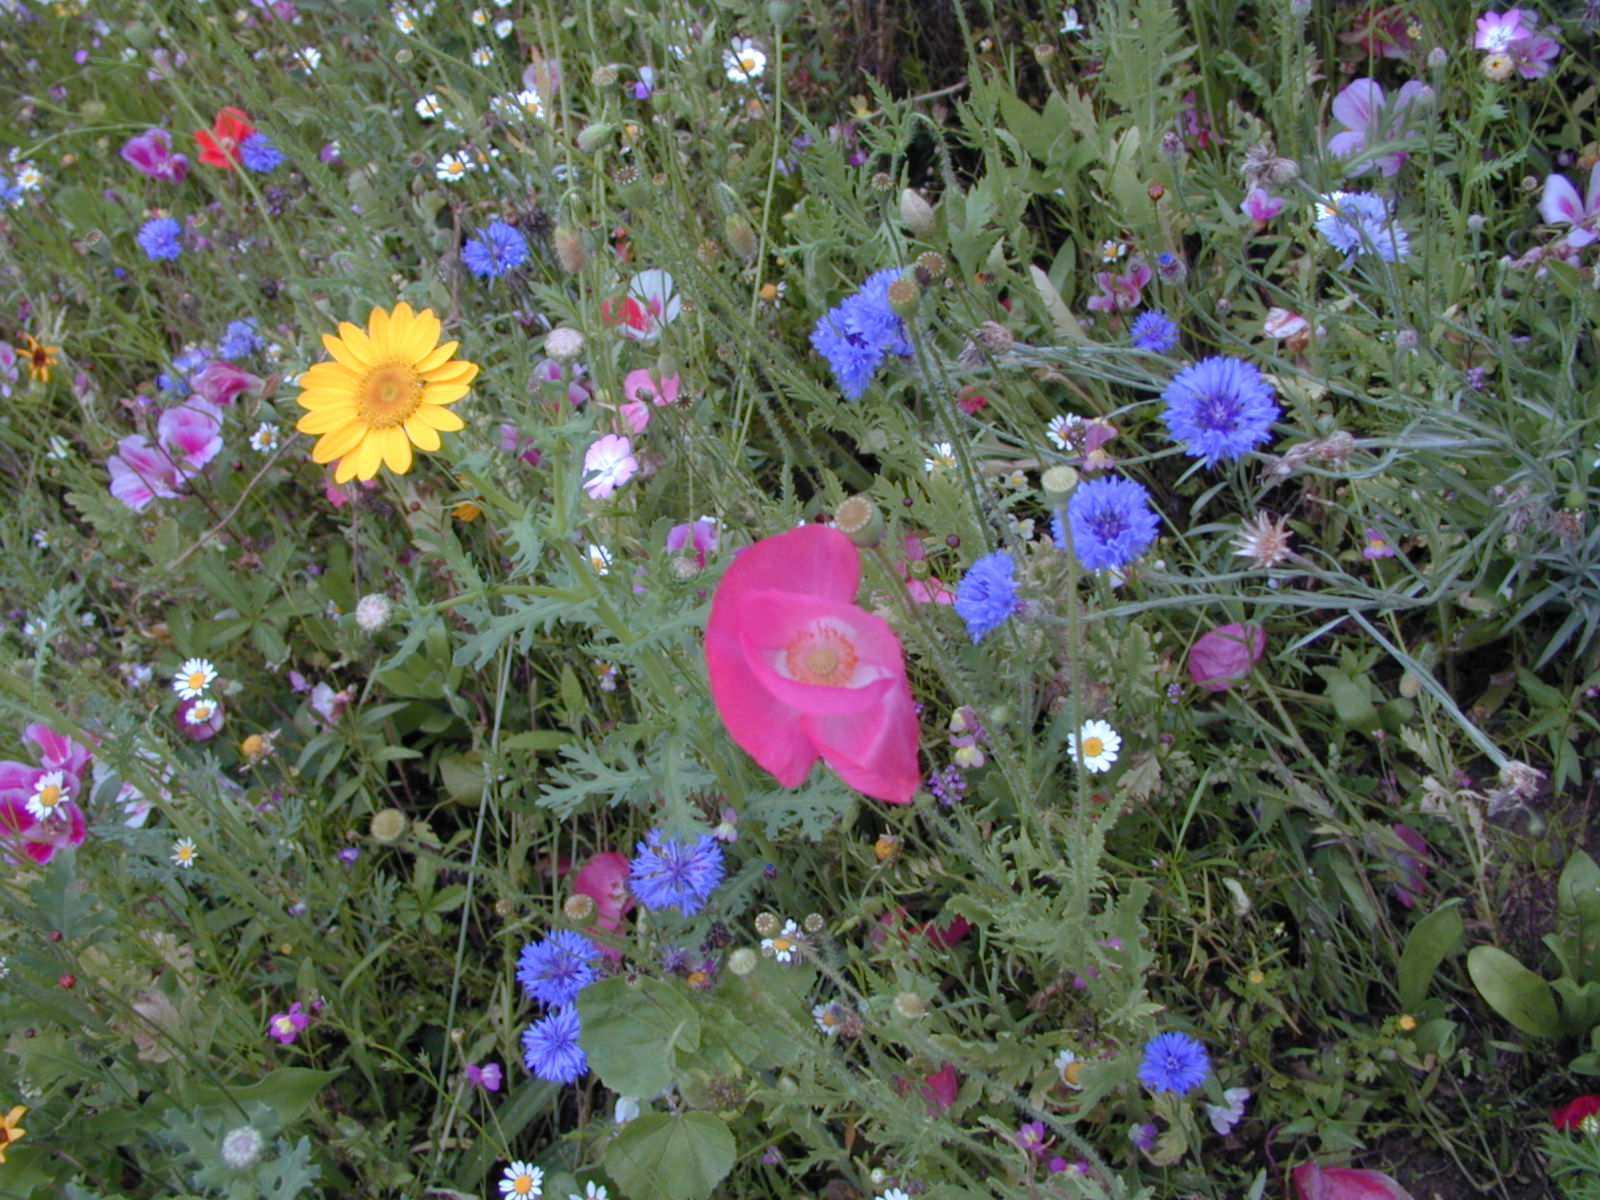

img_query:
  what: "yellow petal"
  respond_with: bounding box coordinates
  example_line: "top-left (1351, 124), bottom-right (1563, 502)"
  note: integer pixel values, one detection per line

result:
top-left (413, 340), bottom-right (460, 373)
top-left (379, 426), bottom-right (414, 474)
top-left (407, 308), bottom-right (442, 357)
top-left (420, 359), bottom-right (479, 385)
top-left (311, 423), bottom-right (368, 463)
top-left (342, 434), bottom-right (385, 481)
top-left (326, 325), bottom-right (377, 369)
top-left (295, 388), bottom-right (360, 410)
top-left (367, 305), bottom-right (392, 351)
top-left (404, 415), bottom-right (443, 451)
top-left (302, 361), bottom-right (361, 388)
top-left (296, 405), bottom-right (358, 434)
top-left (412, 404), bottom-right (466, 432)
top-left (421, 382), bottom-right (472, 406)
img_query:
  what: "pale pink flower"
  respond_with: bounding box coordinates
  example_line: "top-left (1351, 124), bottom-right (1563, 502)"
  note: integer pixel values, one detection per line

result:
top-left (1508, 33), bottom-right (1559, 78)
top-left (107, 433), bottom-right (183, 511)
top-left (310, 682), bottom-right (354, 727)
top-left (191, 360), bottom-right (262, 406)
top-left (623, 367), bottom-right (681, 407)
top-left (1474, 9), bottom-right (1536, 51)
top-left (156, 398), bottom-right (225, 481)
top-left (1085, 260), bottom-right (1152, 313)
top-left (582, 433), bottom-right (637, 500)
top-left (1240, 187), bottom-right (1284, 223)
top-left (1327, 78), bottom-right (1428, 178)
top-left (1539, 162), bottom-right (1600, 249)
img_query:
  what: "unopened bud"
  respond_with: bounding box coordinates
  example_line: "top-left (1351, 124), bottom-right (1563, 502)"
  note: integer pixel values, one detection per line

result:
top-left (900, 188), bottom-right (937, 236)
top-left (221, 1126), bottom-right (264, 1170)
top-left (546, 326), bottom-right (586, 363)
top-left (576, 123), bottom-right (615, 154)
top-left (915, 250), bottom-right (947, 282)
top-left (893, 991), bottom-right (927, 1019)
top-left (553, 226), bottom-right (587, 273)
top-left (766, 0), bottom-right (797, 24)
top-left (833, 495), bottom-right (884, 547)
top-left (723, 214), bottom-right (758, 265)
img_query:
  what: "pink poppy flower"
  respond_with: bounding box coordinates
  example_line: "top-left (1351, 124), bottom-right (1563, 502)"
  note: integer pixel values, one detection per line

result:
top-left (1327, 79), bottom-right (1428, 178)
top-left (667, 518), bottom-right (719, 568)
top-left (602, 269), bottom-right (680, 341)
top-left (899, 536), bottom-right (955, 605)
top-left (582, 433), bottom-right (638, 500)
top-left (1474, 9), bottom-right (1536, 51)
top-left (622, 367), bottom-right (681, 407)
top-left (156, 398), bottom-right (225, 481)
top-left (107, 433), bottom-right (183, 511)
top-left (1086, 261), bottom-right (1152, 313)
top-left (1241, 187), bottom-right (1284, 223)
top-left (704, 524), bottom-right (921, 803)
top-left (191, 360), bottom-right (262, 407)
top-left (919, 1062), bottom-right (960, 1115)
top-left (574, 850), bottom-right (635, 958)
top-left (1292, 1163), bottom-right (1414, 1200)
top-left (120, 128), bottom-right (190, 183)
top-left (1187, 622), bottom-right (1265, 691)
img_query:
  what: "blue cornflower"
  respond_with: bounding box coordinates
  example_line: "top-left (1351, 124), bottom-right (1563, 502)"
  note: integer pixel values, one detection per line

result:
top-left (1314, 191), bottom-right (1408, 264)
top-left (0, 175), bottom-right (22, 209)
top-left (1056, 476), bottom-right (1160, 572)
top-left (628, 831), bottom-right (725, 915)
top-left (515, 929), bottom-right (601, 1007)
top-left (217, 318), bottom-right (262, 360)
top-left (461, 220), bottom-right (530, 279)
top-left (239, 132), bottom-right (284, 173)
top-left (1160, 356), bottom-right (1279, 467)
top-left (521, 1006), bottom-right (587, 1083)
top-left (953, 551), bottom-right (1019, 643)
top-left (810, 268), bottom-right (912, 400)
top-left (1137, 1031), bottom-right (1210, 1094)
top-left (1130, 310), bottom-right (1179, 353)
top-left (157, 343), bottom-right (209, 395)
top-left (136, 216), bottom-right (183, 261)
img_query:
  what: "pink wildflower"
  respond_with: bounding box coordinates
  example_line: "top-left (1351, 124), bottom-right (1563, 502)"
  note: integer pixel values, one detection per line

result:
top-left (899, 536), bottom-right (955, 605)
top-left (573, 850), bottom-right (635, 958)
top-left (704, 525), bottom-right (921, 803)
top-left (667, 518), bottom-right (719, 568)
top-left (1292, 1162), bottom-right (1414, 1200)
top-left (1327, 78), bottom-right (1428, 178)
top-left (1508, 32), bottom-right (1559, 79)
top-left (190, 360), bottom-right (262, 407)
top-left (464, 1062), bottom-right (503, 1091)
top-left (1474, 9), bottom-right (1536, 51)
top-left (498, 423), bottom-right (543, 466)
top-left (156, 398), bottom-right (225, 481)
top-left (1241, 187), bottom-right (1284, 223)
top-left (622, 367), bottom-right (681, 407)
top-left (1187, 623), bottom-right (1266, 692)
top-left (1339, 5), bottom-right (1418, 59)
top-left (582, 433), bottom-right (638, 500)
top-left (268, 1001), bottom-right (309, 1045)
top-left (1363, 527), bottom-right (1396, 559)
top-left (1539, 162), bottom-right (1600, 250)
top-left (1086, 260), bottom-right (1152, 313)
top-left (107, 433), bottom-right (183, 511)
top-left (120, 128), bottom-right (190, 182)
top-left (919, 1062), bottom-right (960, 1115)
top-left (309, 682), bottom-right (353, 727)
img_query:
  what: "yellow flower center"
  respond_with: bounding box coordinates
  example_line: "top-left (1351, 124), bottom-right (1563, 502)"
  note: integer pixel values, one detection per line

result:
top-left (188, 671), bottom-right (208, 691)
top-left (37, 783), bottom-right (61, 810)
top-left (1082, 736), bottom-right (1104, 758)
top-left (512, 1174), bottom-right (535, 1195)
top-left (784, 625), bottom-right (858, 687)
top-left (772, 937), bottom-right (794, 953)
top-left (1062, 1060), bottom-right (1083, 1086)
top-left (357, 362), bottom-right (424, 428)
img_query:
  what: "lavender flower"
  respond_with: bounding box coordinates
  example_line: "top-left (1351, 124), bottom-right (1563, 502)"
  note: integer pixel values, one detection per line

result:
top-left (628, 831), bottom-right (725, 915)
top-left (1130, 310), bottom-right (1179, 353)
top-left (239, 132), bottom-right (284, 173)
top-left (462, 219), bottom-right (530, 279)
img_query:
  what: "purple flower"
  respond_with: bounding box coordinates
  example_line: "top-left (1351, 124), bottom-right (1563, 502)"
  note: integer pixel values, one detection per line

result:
top-left (1539, 162), bottom-right (1600, 249)
top-left (464, 1061), bottom-right (503, 1091)
top-left (521, 1006), bottom-right (587, 1083)
top-left (462, 220), bottom-right (530, 279)
top-left (1363, 527), bottom-right (1396, 559)
top-left (1160, 356), bottom-right (1279, 466)
top-left (628, 830), bottom-right (724, 915)
top-left (1240, 187), bottom-right (1284, 223)
top-left (136, 216), bottom-right (183, 261)
top-left (1508, 33), bottom-right (1560, 79)
top-left (107, 434), bottom-right (182, 511)
top-left (268, 1001), bottom-right (309, 1045)
top-left (1475, 9), bottom-right (1536, 51)
top-left (953, 551), bottom-right (1018, 643)
top-left (810, 268), bottom-right (912, 400)
top-left (1057, 476), bottom-right (1160, 572)
top-left (632, 66), bottom-right (655, 99)
top-left (1015, 1121), bottom-right (1050, 1158)
top-left (1326, 78), bottom-right (1428, 178)
top-left (1138, 1031), bottom-right (1209, 1094)
top-left (216, 318), bottom-right (262, 360)
top-left (515, 929), bottom-right (601, 1007)
top-left (335, 846), bottom-right (360, 866)
top-left (1129, 310), bottom-right (1179, 353)
top-left (120, 128), bottom-right (190, 182)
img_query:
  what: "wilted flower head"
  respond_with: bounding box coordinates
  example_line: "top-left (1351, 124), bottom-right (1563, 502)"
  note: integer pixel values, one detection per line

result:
top-left (1187, 623), bottom-right (1266, 691)
top-left (1232, 510), bottom-right (1294, 569)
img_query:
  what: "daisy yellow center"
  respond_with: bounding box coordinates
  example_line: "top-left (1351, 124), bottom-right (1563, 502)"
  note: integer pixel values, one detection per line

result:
top-left (740, 54), bottom-right (758, 70)
top-left (1062, 1061), bottom-right (1083, 1086)
top-left (771, 936), bottom-right (794, 953)
top-left (512, 1174), bottom-right (536, 1195)
top-left (176, 844), bottom-right (194, 861)
top-left (35, 783), bottom-right (62, 810)
top-left (1082, 736), bottom-right (1104, 758)
top-left (187, 670), bottom-right (209, 691)
top-left (358, 362), bottom-right (424, 428)
top-left (784, 626), bottom-right (858, 687)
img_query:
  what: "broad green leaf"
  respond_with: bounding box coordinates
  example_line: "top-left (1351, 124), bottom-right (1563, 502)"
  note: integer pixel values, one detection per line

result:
top-left (1397, 904), bottom-right (1462, 1012)
top-left (1314, 667), bottom-right (1380, 733)
top-left (176, 1067), bottom-right (344, 1130)
top-left (1466, 946), bottom-right (1562, 1037)
top-left (579, 976), bottom-right (700, 1098)
top-left (605, 1112), bottom-right (735, 1200)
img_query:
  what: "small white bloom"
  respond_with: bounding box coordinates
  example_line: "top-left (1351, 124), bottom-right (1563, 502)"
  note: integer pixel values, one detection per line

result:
top-left (294, 46), bottom-right (322, 71)
top-left (1067, 718), bottom-right (1121, 773)
top-left (1205, 1086), bottom-right (1250, 1135)
top-left (498, 1161), bottom-right (544, 1198)
top-left (25, 770), bottom-right (69, 821)
top-left (761, 918), bottom-right (803, 963)
top-left (435, 151), bottom-right (470, 182)
top-left (249, 422), bottom-right (280, 453)
top-left (44, 434), bottom-right (70, 459)
top-left (923, 441), bottom-right (956, 473)
top-left (415, 93), bottom-right (443, 120)
top-left (14, 162), bottom-right (42, 191)
top-left (221, 1125), bottom-right (263, 1168)
top-left (724, 37), bottom-right (767, 83)
top-left (31, 528), bottom-right (51, 549)
top-left (586, 543), bottom-right (612, 575)
top-left (184, 698), bottom-right (221, 727)
top-left (354, 593), bottom-right (393, 632)
top-left (172, 657), bottom-right (218, 700)
top-left (471, 46), bottom-right (494, 66)
top-left (567, 1184), bottom-right (608, 1200)
top-left (471, 6), bottom-right (489, 25)
top-left (614, 1096), bottom-right (640, 1124)
top-left (493, 17), bottom-right (513, 37)
top-left (512, 88), bottom-right (545, 119)
top-left (170, 837), bottom-right (199, 869)
top-left (1046, 412), bottom-right (1082, 450)
top-left (880, 1191), bottom-right (913, 1200)
top-left (1099, 238), bottom-right (1127, 263)
top-left (392, 4), bottom-right (418, 34)
top-left (1060, 6), bottom-right (1084, 34)
top-left (1055, 1048), bottom-right (1085, 1089)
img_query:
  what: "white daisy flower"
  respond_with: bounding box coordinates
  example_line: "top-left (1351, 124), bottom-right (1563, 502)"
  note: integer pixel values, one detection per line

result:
top-left (1045, 412), bottom-right (1082, 450)
top-left (435, 151), bottom-right (470, 182)
top-left (586, 543), bottom-right (612, 575)
top-left (567, 1184), bottom-right (608, 1200)
top-left (170, 837), bottom-right (198, 869)
top-left (249, 423), bottom-right (280, 453)
top-left (499, 1161), bottom-right (544, 1198)
top-left (493, 17), bottom-right (513, 37)
top-left (1099, 239), bottom-right (1128, 263)
top-left (923, 442), bottom-right (956, 473)
top-left (1054, 1048), bottom-right (1085, 1089)
top-left (1067, 718), bottom-right (1121, 773)
top-left (392, 5), bottom-right (419, 34)
top-left (184, 698), bottom-right (221, 727)
top-left (761, 918), bottom-right (803, 963)
top-left (14, 163), bottom-right (42, 191)
top-left (471, 46), bottom-right (494, 66)
top-left (724, 37), bottom-right (767, 83)
top-left (172, 657), bottom-right (218, 700)
top-left (25, 770), bottom-right (70, 821)
top-left (415, 93), bottom-right (443, 120)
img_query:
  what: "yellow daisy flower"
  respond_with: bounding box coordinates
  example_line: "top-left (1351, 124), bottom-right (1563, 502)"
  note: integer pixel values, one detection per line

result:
top-left (294, 302), bottom-right (478, 483)
top-left (20, 334), bottom-right (59, 383)
top-left (0, 1104), bottom-right (27, 1162)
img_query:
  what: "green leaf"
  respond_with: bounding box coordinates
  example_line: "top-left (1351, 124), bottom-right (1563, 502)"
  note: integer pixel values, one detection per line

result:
top-left (1466, 945), bottom-right (1562, 1037)
top-left (605, 1112), bottom-right (736, 1200)
top-left (579, 976), bottom-right (701, 1098)
top-left (1398, 904), bottom-right (1462, 1012)
top-left (1314, 667), bottom-right (1381, 733)
top-left (176, 1067), bottom-right (344, 1130)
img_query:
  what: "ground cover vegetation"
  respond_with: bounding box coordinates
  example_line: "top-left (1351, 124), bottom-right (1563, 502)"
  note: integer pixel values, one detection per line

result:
top-left (0, 0), bottom-right (1598, 1197)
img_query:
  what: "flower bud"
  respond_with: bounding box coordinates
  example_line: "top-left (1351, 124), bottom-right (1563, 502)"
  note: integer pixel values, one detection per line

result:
top-left (576, 123), bottom-right (615, 153)
top-left (723, 214), bottom-right (758, 265)
top-left (553, 226), bottom-right (587, 273)
top-left (900, 188), bottom-right (937, 236)
top-left (886, 277), bottom-right (921, 320)
top-left (893, 991), bottom-right (927, 1019)
top-left (754, 911), bottom-right (779, 936)
top-left (221, 1126), bottom-right (264, 1169)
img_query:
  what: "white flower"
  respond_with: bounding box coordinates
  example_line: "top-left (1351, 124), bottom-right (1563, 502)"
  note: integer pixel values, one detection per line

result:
top-left (761, 918), bottom-right (803, 963)
top-left (1066, 719), bottom-right (1121, 773)
top-left (249, 423), bottom-right (280, 453)
top-left (567, 1185), bottom-right (608, 1200)
top-left (221, 1125), bottom-right (263, 1168)
top-left (1055, 1048), bottom-right (1085, 1089)
top-left (511, 88), bottom-right (546, 119)
top-left (184, 698), bottom-right (221, 726)
top-left (415, 93), bottom-right (442, 119)
top-left (471, 46), bottom-right (494, 66)
top-left (724, 37), bottom-right (767, 83)
top-left (170, 837), bottom-right (198, 869)
top-left (172, 657), bottom-right (218, 700)
top-left (492, 0), bottom-right (513, 6)
top-left (14, 162), bottom-right (42, 191)
top-left (354, 594), bottom-right (393, 632)
top-left (880, 1191), bottom-right (912, 1200)
top-left (392, 4), bottom-right (418, 33)
top-left (294, 46), bottom-right (322, 71)
top-left (1205, 1086), bottom-right (1250, 1135)
top-left (1060, 6), bottom-right (1084, 34)
top-left (25, 770), bottom-right (69, 821)
top-left (499, 1161), bottom-right (544, 1198)
top-left (435, 151), bottom-right (470, 182)
top-left (470, 6), bottom-right (489, 25)
top-left (1099, 239), bottom-right (1127, 262)
top-left (586, 543), bottom-right (612, 575)
top-left (614, 1096), bottom-right (640, 1124)
top-left (1046, 412), bottom-right (1082, 450)
top-left (923, 442), bottom-right (956, 473)
top-left (493, 17), bottom-right (513, 38)
top-left (31, 529), bottom-right (51, 549)
top-left (44, 435), bottom-right (70, 459)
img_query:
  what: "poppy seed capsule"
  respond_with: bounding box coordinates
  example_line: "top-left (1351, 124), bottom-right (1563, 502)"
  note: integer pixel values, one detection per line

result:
top-left (833, 495), bottom-right (884, 548)
top-left (369, 808), bottom-right (408, 843)
top-left (564, 894), bottom-right (595, 922)
top-left (886, 277), bottom-right (920, 319)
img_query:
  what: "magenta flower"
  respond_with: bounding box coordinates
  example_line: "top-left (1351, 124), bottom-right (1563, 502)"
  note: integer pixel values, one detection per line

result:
top-left (622, 367), bottom-right (681, 407)
top-left (107, 433), bottom-right (183, 511)
top-left (1508, 33), bottom-right (1560, 79)
top-left (667, 518), bottom-right (719, 567)
top-left (1086, 260), bottom-right (1152, 313)
top-left (1292, 1163), bottom-right (1411, 1200)
top-left (497, 423), bottom-right (543, 465)
top-left (1474, 9), bottom-right (1536, 51)
top-left (1188, 623), bottom-right (1266, 692)
top-left (191, 360), bottom-right (262, 407)
top-left (120, 128), bottom-right (190, 182)
top-left (1363, 528), bottom-right (1396, 559)
top-left (1240, 187), bottom-right (1284, 223)
top-left (1327, 78), bottom-right (1428, 178)
top-left (268, 1001), bottom-right (309, 1045)
top-left (573, 850), bottom-right (635, 958)
top-left (464, 1061), bottom-right (503, 1091)
top-left (156, 398), bottom-right (225, 481)
top-left (1539, 163), bottom-right (1600, 250)
top-left (582, 433), bottom-right (637, 500)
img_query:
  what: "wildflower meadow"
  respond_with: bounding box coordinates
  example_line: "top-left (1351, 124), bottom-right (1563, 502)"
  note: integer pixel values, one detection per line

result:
top-left (2, 0), bottom-right (1600, 1197)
